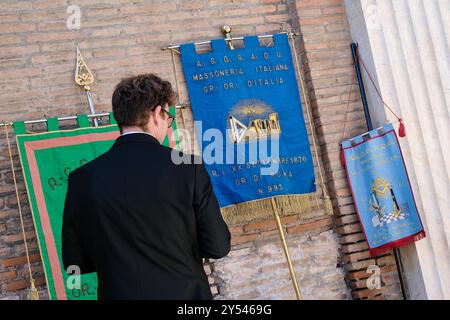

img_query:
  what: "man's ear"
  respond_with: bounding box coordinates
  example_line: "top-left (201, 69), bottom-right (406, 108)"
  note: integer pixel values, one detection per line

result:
top-left (152, 105), bottom-right (162, 124)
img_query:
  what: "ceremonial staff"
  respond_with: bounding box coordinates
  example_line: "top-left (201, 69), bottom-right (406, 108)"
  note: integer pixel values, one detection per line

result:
top-left (75, 47), bottom-right (98, 126)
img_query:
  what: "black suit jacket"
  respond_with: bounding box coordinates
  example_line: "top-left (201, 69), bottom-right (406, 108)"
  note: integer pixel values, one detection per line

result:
top-left (62, 133), bottom-right (230, 300)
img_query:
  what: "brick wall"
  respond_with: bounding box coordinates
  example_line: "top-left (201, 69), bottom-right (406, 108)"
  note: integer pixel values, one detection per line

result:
top-left (214, 229), bottom-right (347, 299)
top-left (288, 0), bottom-right (403, 299)
top-left (0, 0), bottom-right (401, 299)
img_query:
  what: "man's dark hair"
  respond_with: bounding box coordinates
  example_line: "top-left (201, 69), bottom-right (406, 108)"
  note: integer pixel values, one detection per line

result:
top-left (112, 73), bottom-right (176, 130)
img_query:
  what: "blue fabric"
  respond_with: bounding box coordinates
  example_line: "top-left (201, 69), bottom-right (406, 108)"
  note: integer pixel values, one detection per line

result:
top-left (180, 33), bottom-right (315, 208)
top-left (342, 123), bottom-right (425, 250)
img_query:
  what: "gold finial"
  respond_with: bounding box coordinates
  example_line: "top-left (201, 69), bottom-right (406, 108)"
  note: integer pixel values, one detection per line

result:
top-left (221, 25), bottom-right (234, 50)
top-left (221, 25), bottom-right (231, 34)
top-left (75, 46), bottom-right (94, 91)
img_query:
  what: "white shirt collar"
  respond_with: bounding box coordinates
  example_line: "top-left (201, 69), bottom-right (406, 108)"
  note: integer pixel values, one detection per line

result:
top-left (121, 131), bottom-right (152, 136)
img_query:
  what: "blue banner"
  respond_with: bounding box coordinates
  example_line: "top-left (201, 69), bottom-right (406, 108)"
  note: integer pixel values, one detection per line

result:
top-left (180, 33), bottom-right (315, 208)
top-left (342, 123), bottom-right (425, 256)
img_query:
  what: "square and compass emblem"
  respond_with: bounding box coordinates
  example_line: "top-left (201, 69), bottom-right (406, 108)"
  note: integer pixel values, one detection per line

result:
top-left (228, 99), bottom-right (281, 143)
top-left (370, 177), bottom-right (406, 227)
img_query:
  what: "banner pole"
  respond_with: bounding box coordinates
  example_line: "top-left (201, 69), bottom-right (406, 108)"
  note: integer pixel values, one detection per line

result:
top-left (169, 48), bottom-right (189, 153)
top-left (161, 31), bottom-right (295, 50)
top-left (270, 197), bottom-right (302, 300)
top-left (85, 90), bottom-right (98, 127)
top-left (288, 30), bottom-right (333, 215)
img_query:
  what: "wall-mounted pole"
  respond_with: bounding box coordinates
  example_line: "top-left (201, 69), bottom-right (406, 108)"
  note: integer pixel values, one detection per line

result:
top-left (350, 43), bottom-right (372, 130)
top-left (350, 42), bottom-right (408, 300)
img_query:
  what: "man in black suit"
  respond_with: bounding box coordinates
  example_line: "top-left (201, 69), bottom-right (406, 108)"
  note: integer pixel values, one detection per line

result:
top-left (62, 73), bottom-right (231, 300)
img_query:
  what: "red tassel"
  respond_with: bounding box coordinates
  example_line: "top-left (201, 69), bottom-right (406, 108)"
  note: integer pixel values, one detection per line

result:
top-left (398, 119), bottom-right (406, 137)
top-left (340, 147), bottom-right (345, 167)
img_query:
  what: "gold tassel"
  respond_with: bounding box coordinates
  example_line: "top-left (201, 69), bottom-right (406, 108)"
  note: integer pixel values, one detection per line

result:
top-left (323, 194), bottom-right (333, 216)
top-left (320, 183), bottom-right (334, 216)
top-left (3, 123), bottom-right (41, 301)
top-left (27, 279), bottom-right (40, 300)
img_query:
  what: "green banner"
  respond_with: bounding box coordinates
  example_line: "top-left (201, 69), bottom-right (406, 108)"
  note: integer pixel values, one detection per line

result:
top-left (15, 111), bottom-right (179, 300)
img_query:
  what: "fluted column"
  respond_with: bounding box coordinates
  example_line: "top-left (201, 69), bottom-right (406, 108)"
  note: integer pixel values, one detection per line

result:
top-left (344, 0), bottom-right (450, 299)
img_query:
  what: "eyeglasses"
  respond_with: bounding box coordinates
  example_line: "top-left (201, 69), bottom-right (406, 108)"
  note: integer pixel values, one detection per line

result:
top-left (161, 108), bottom-right (175, 128)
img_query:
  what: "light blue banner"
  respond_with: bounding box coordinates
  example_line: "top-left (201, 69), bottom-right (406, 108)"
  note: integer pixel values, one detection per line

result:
top-left (342, 123), bottom-right (425, 255)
